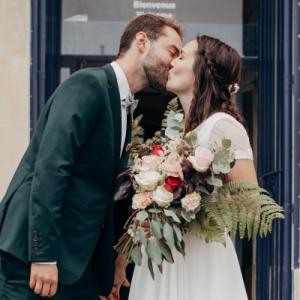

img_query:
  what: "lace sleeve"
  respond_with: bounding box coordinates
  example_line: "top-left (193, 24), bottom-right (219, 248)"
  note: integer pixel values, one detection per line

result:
top-left (208, 117), bottom-right (254, 160)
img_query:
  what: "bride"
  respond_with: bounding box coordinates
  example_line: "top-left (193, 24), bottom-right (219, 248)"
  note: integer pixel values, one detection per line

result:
top-left (113, 35), bottom-right (257, 300)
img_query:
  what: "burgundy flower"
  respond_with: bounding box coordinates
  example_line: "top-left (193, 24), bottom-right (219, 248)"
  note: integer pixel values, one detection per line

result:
top-left (114, 180), bottom-right (133, 201)
top-left (186, 182), bottom-right (196, 194)
top-left (181, 159), bottom-right (194, 179)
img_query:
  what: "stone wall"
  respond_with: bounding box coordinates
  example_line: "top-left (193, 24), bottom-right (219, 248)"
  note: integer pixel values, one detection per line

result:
top-left (0, 0), bottom-right (30, 198)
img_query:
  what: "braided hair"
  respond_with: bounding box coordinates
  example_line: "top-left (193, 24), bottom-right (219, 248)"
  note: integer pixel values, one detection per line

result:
top-left (185, 35), bottom-right (244, 132)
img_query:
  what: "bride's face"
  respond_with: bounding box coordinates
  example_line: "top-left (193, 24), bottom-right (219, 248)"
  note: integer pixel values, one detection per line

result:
top-left (166, 40), bottom-right (197, 95)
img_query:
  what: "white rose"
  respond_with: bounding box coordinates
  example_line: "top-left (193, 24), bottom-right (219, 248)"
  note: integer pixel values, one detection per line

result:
top-left (134, 171), bottom-right (161, 191)
top-left (153, 186), bottom-right (174, 208)
top-left (181, 192), bottom-right (201, 212)
top-left (132, 192), bottom-right (153, 209)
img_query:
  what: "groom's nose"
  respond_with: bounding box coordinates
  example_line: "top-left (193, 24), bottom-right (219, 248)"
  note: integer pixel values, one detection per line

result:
top-left (169, 59), bottom-right (176, 69)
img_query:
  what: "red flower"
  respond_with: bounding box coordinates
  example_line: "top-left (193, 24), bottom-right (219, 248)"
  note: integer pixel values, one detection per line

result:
top-left (164, 177), bottom-right (183, 193)
top-left (152, 145), bottom-right (164, 156)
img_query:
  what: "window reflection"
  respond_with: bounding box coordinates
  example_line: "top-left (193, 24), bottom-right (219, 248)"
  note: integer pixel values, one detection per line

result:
top-left (61, 0), bottom-right (244, 55)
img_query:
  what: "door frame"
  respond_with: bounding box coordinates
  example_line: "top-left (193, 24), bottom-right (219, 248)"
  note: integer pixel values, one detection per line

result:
top-left (256, 0), bottom-right (293, 299)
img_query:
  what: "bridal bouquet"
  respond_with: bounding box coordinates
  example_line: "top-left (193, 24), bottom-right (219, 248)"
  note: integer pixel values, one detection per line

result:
top-left (114, 99), bottom-right (284, 278)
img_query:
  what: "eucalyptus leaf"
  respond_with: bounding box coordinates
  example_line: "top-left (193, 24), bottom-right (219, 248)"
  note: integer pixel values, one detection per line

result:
top-left (131, 246), bottom-right (143, 265)
top-left (165, 127), bottom-right (182, 140)
top-left (138, 228), bottom-right (147, 245)
top-left (181, 210), bottom-right (191, 222)
top-left (206, 175), bottom-right (223, 187)
top-left (197, 185), bottom-right (210, 195)
top-left (147, 208), bottom-right (160, 214)
top-left (163, 223), bottom-right (175, 248)
top-left (164, 209), bottom-right (181, 223)
top-left (136, 210), bottom-right (148, 221)
top-left (158, 239), bottom-right (174, 263)
top-left (151, 219), bottom-right (162, 239)
top-left (222, 139), bottom-right (232, 149)
top-left (212, 163), bottom-right (231, 174)
top-left (148, 258), bottom-right (155, 280)
top-left (184, 132), bottom-right (198, 146)
top-left (174, 239), bottom-right (186, 256)
top-left (157, 263), bottom-right (163, 274)
top-left (146, 239), bottom-right (163, 265)
top-left (173, 224), bottom-right (183, 242)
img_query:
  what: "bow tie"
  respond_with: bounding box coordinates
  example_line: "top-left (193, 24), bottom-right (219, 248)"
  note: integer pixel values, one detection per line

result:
top-left (121, 95), bottom-right (139, 114)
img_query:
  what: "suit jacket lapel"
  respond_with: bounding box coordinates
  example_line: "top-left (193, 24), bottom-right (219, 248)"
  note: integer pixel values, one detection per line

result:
top-left (120, 113), bottom-right (132, 170)
top-left (102, 64), bottom-right (121, 173)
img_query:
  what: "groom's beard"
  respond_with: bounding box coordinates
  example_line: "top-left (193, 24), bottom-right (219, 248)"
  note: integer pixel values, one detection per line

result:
top-left (143, 51), bottom-right (170, 91)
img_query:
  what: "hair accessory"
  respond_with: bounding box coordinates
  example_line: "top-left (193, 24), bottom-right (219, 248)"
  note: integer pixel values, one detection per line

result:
top-left (228, 83), bottom-right (240, 95)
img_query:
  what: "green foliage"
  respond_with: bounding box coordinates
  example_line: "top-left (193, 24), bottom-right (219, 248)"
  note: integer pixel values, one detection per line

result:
top-left (151, 219), bottom-right (162, 239)
top-left (189, 181), bottom-right (285, 243)
top-left (161, 97), bottom-right (183, 128)
top-left (131, 246), bottom-right (143, 265)
top-left (146, 239), bottom-right (162, 265)
top-left (212, 139), bottom-right (235, 175)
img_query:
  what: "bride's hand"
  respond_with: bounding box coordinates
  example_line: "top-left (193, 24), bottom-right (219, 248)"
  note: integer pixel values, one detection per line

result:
top-left (110, 254), bottom-right (130, 300)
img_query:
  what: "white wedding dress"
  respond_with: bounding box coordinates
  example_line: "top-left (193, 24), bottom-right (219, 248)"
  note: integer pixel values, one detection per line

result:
top-left (128, 112), bottom-right (252, 300)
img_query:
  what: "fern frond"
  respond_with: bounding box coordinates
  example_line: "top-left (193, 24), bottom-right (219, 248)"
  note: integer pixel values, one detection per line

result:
top-left (189, 181), bottom-right (284, 243)
top-left (252, 211), bottom-right (261, 238)
top-left (229, 198), bottom-right (238, 240)
top-left (246, 210), bottom-right (254, 240)
top-left (239, 205), bottom-right (247, 239)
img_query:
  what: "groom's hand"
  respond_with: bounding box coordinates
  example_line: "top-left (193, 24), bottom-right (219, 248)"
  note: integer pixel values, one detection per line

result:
top-left (29, 263), bottom-right (58, 297)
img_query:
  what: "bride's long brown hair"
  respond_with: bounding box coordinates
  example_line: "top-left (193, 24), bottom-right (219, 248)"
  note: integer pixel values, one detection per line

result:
top-left (185, 35), bottom-right (244, 132)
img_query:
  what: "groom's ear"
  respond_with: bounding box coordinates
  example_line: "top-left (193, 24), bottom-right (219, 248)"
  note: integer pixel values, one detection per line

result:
top-left (135, 31), bottom-right (150, 54)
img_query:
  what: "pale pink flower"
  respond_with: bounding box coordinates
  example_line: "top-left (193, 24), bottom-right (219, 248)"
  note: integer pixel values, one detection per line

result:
top-left (181, 192), bottom-right (201, 211)
top-left (132, 192), bottom-right (153, 209)
top-left (160, 156), bottom-right (183, 179)
top-left (133, 155), bottom-right (162, 172)
top-left (188, 146), bottom-right (214, 172)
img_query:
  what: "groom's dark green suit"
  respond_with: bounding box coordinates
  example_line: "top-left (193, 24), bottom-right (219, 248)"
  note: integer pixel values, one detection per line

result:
top-left (0, 64), bottom-right (130, 298)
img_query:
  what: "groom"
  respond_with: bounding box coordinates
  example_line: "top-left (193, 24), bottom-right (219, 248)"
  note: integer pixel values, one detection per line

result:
top-left (0, 14), bottom-right (182, 300)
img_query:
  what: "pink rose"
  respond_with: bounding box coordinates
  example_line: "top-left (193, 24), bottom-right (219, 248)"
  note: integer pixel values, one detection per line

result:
top-left (160, 156), bottom-right (183, 179)
top-left (132, 192), bottom-right (153, 210)
top-left (188, 146), bottom-right (214, 172)
top-left (181, 192), bottom-right (201, 212)
top-left (134, 155), bottom-right (161, 172)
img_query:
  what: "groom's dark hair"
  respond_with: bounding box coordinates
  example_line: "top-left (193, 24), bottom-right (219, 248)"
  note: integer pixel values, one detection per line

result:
top-left (117, 14), bottom-right (183, 57)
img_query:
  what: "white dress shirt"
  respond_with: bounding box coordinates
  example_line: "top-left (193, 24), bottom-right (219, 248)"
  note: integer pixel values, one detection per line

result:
top-left (111, 61), bottom-right (132, 157)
